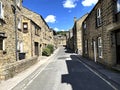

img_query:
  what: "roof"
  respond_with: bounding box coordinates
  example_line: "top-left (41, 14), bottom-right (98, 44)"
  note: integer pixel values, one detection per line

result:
top-left (22, 15), bottom-right (41, 29)
top-left (22, 7), bottom-right (49, 29)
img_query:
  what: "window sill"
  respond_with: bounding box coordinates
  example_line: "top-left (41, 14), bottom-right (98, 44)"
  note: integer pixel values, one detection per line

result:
top-left (96, 25), bottom-right (102, 28)
top-left (0, 18), bottom-right (5, 24)
top-left (99, 56), bottom-right (103, 59)
top-left (23, 31), bottom-right (28, 33)
top-left (35, 34), bottom-right (40, 36)
top-left (18, 28), bottom-right (22, 31)
top-left (0, 50), bottom-right (7, 54)
top-left (17, 5), bottom-right (21, 11)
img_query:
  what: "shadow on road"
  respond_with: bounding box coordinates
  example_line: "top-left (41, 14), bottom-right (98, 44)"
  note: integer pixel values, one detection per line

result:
top-left (61, 50), bottom-right (114, 90)
top-left (61, 55), bottom-right (93, 90)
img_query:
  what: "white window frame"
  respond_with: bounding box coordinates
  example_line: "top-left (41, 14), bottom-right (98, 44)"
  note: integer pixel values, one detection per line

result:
top-left (3, 39), bottom-right (5, 51)
top-left (0, 39), bottom-right (5, 51)
top-left (97, 8), bottom-right (102, 27)
top-left (0, 1), bottom-right (4, 19)
top-left (17, 41), bottom-right (20, 51)
top-left (18, 18), bottom-right (21, 29)
top-left (16, 0), bottom-right (21, 7)
top-left (83, 21), bottom-right (86, 29)
top-left (98, 37), bottom-right (102, 58)
top-left (20, 42), bottom-right (23, 52)
top-left (17, 41), bottom-right (23, 52)
top-left (117, 0), bottom-right (120, 12)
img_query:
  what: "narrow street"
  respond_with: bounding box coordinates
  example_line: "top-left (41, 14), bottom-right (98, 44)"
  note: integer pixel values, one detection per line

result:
top-left (13, 47), bottom-right (118, 90)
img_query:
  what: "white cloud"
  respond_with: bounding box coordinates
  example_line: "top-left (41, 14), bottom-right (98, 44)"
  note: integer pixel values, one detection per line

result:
top-left (63, 0), bottom-right (78, 8)
top-left (45, 15), bottom-right (56, 23)
top-left (54, 27), bottom-right (66, 31)
top-left (61, 29), bottom-right (65, 31)
top-left (54, 27), bottom-right (59, 31)
top-left (82, 0), bottom-right (98, 7)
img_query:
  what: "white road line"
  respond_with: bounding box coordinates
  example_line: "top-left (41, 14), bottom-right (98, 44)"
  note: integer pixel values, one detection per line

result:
top-left (76, 59), bottom-right (118, 90)
top-left (22, 58), bottom-right (52, 90)
top-left (22, 48), bottom-right (60, 90)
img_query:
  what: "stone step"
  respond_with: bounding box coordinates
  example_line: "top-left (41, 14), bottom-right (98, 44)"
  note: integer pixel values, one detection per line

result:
top-left (112, 64), bottom-right (120, 72)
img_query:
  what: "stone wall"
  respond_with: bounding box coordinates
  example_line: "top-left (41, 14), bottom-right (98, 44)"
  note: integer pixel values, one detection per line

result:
top-left (0, 56), bottom-right (37, 80)
top-left (0, 0), bottom-right (16, 66)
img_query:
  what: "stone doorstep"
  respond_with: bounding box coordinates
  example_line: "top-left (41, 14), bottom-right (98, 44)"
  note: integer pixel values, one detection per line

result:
top-left (112, 65), bottom-right (120, 72)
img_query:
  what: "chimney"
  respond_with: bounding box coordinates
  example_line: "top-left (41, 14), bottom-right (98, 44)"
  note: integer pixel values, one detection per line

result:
top-left (74, 17), bottom-right (77, 23)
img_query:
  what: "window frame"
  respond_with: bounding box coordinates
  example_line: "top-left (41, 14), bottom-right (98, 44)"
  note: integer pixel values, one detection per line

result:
top-left (18, 18), bottom-right (21, 29)
top-left (16, 0), bottom-right (21, 7)
top-left (0, 38), bottom-right (3, 50)
top-left (0, 38), bottom-right (5, 51)
top-left (117, 0), bottom-right (120, 13)
top-left (83, 21), bottom-right (87, 30)
top-left (0, 1), bottom-right (4, 19)
top-left (23, 22), bottom-right (28, 33)
top-left (35, 26), bottom-right (40, 36)
top-left (96, 8), bottom-right (102, 27)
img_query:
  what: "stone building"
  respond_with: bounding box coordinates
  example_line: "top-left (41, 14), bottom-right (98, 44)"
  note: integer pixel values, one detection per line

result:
top-left (54, 35), bottom-right (67, 47)
top-left (0, 0), bottom-right (54, 80)
top-left (19, 15), bottom-right (42, 59)
top-left (22, 7), bottom-right (54, 55)
top-left (83, 0), bottom-right (120, 67)
top-left (0, 0), bottom-right (23, 66)
top-left (72, 14), bottom-right (88, 54)
top-left (66, 31), bottom-right (70, 48)
top-left (66, 29), bottom-right (74, 51)
top-left (50, 28), bottom-right (56, 48)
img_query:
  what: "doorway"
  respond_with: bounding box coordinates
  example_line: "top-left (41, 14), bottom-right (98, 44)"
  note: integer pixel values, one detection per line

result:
top-left (34, 42), bottom-right (39, 56)
top-left (116, 30), bottom-right (120, 64)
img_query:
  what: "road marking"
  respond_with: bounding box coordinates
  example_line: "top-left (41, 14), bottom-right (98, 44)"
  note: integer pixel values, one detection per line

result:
top-left (21, 58), bottom-right (53, 90)
top-left (76, 58), bottom-right (118, 90)
top-left (17, 48), bottom-right (61, 90)
top-left (66, 57), bottom-right (72, 60)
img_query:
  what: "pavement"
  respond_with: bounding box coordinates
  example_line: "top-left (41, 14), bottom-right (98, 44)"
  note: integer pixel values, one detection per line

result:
top-left (76, 55), bottom-right (120, 89)
top-left (0, 48), bottom-right (59, 90)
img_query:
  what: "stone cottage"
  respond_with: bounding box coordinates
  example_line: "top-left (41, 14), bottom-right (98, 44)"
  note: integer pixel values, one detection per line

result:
top-left (83, 0), bottom-right (120, 67)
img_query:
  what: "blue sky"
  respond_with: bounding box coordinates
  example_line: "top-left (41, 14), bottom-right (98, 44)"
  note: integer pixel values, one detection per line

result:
top-left (23, 0), bottom-right (98, 31)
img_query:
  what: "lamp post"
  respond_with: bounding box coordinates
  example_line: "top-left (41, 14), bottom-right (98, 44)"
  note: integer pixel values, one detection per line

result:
top-left (14, 0), bottom-right (18, 61)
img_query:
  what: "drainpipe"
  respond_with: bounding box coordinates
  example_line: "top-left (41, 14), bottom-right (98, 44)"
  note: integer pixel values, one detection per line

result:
top-left (14, 0), bottom-right (18, 61)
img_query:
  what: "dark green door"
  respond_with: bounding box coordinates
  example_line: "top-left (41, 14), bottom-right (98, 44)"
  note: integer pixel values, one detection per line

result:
top-left (35, 42), bottom-right (39, 56)
top-left (116, 30), bottom-right (120, 64)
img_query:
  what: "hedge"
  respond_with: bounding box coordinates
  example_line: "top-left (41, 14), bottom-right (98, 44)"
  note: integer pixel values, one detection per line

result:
top-left (42, 44), bottom-right (54, 56)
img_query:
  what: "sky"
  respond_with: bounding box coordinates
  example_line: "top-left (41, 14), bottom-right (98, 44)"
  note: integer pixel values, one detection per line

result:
top-left (22, 0), bottom-right (98, 31)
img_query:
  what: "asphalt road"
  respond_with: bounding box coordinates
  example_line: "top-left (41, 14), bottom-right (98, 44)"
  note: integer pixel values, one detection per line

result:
top-left (13, 47), bottom-right (117, 90)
